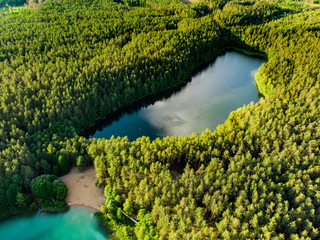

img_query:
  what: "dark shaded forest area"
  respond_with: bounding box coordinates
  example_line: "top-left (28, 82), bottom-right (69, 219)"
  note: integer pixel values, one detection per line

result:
top-left (0, 0), bottom-right (320, 239)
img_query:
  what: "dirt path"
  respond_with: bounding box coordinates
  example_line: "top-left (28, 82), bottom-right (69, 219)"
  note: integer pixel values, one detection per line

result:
top-left (60, 167), bottom-right (105, 212)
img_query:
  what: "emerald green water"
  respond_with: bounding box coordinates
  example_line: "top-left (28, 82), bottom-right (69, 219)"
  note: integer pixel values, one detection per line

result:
top-left (0, 207), bottom-right (107, 240)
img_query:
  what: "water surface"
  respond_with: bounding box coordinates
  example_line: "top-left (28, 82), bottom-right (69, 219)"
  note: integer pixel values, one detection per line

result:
top-left (92, 51), bottom-right (264, 140)
top-left (0, 207), bottom-right (107, 240)
top-left (0, 52), bottom-right (264, 240)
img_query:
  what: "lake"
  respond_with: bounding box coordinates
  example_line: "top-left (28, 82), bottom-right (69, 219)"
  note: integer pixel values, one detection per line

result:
top-left (0, 207), bottom-right (107, 240)
top-left (91, 51), bottom-right (265, 140)
top-left (0, 52), bottom-right (264, 239)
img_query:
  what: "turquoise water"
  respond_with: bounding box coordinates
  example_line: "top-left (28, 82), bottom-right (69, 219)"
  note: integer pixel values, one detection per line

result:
top-left (0, 207), bottom-right (107, 240)
top-left (91, 52), bottom-right (265, 140)
top-left (0, 52), bottom-right (264, 239)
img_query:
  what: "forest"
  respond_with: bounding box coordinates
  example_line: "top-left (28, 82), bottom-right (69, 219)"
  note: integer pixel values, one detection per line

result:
top-left (0, 0), bottom-right (320, 238)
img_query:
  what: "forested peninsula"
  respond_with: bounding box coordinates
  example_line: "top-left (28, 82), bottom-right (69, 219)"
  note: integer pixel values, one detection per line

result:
top-left (1, 0), bottom-right (320, 238)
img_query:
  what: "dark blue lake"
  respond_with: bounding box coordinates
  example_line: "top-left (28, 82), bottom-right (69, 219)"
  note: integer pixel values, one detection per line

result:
top-left (91, 51), bottom-right (264, 140)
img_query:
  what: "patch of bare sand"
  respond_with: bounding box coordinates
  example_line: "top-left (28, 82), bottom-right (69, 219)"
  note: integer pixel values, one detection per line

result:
top-left (60, 167), bottom-right (105, 212)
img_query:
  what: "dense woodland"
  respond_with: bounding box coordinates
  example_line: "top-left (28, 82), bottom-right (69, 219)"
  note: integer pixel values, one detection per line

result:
top-left (0, 0), bottom-right (320, 239)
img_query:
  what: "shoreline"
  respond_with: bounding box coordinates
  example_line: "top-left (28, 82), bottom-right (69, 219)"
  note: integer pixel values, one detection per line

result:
top-left (81, 47), bottom-right (268, 138)
top-left (69, 204), bottom-right (101, 212)
top-left (60, 167), bottom-right (105, 213)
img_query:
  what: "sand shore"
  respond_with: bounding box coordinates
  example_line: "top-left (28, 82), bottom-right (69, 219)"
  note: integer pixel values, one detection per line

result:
top-left (60, 167), bottom-right (105, 212)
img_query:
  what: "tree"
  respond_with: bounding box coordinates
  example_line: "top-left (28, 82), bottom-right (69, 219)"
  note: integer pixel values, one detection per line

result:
top-left (53, 179), bottom-right (68, 200)
top-left (40, 159), bottom-right (51, 174)
top-left (57, 155), bottom-right (69, 175)
top-left (6, 184), bottom-right (19, 206)
top-left (31, 175), bottom-right (56, 200)
top-left (16, 192), bottom-right (27, 208)
top-left (0, 188), bottom-right (8, 209)
top-left (123, 198), bottom-right (135, 216)
top-left (76, 155), bottom-right (88, 170)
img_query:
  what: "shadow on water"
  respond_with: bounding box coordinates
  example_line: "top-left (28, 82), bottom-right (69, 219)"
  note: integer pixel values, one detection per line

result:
top-left (81, 78), bottom-right (192, 139)
top-left (81, 50), bottom-right (265, 141)
top-left (80, 53), bottom-right (227, 139)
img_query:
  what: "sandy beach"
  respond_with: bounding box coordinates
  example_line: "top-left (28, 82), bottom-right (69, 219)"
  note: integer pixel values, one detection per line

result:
top-left (60, 167), bottom-right (105, 211)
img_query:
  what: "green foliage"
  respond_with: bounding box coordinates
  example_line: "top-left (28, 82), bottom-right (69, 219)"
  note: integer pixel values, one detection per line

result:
top-left (135, 209), bottom-right (158, 240)
top-left (30, 174), bottom-right (68, 210)
top-left (123, 198), bottom-right (135, 216)
top-left (0, 0), bottom-right (320, 239)
top-left (57, 155), bottom-right (69, 176)
top-left (76, 155), bottom-right (91, 170)
top-left (30, 174), bottom-right (56, 200)
top-left (88, 8), bottom-right (320, 236)
top-left (6, 184), bottom-right (19, 206)
top-left (53, 179), bottom-right (68, 200)
top-left (214, 0), bottom-right (292, 26)
top-left (16, 193), bottom-right (28, 208)
top-left (0, 189), bottom-right (7, 209)
top-left (0, 0), bottom-right (222, 221)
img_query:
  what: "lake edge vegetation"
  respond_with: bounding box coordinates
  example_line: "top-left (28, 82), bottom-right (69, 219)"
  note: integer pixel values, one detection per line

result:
top-left (1, 0), bottom-right (320, 239)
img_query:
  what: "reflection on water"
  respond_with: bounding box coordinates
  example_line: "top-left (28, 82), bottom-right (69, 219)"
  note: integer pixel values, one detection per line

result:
top-left (91, 51), bottom-right (265, 141)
